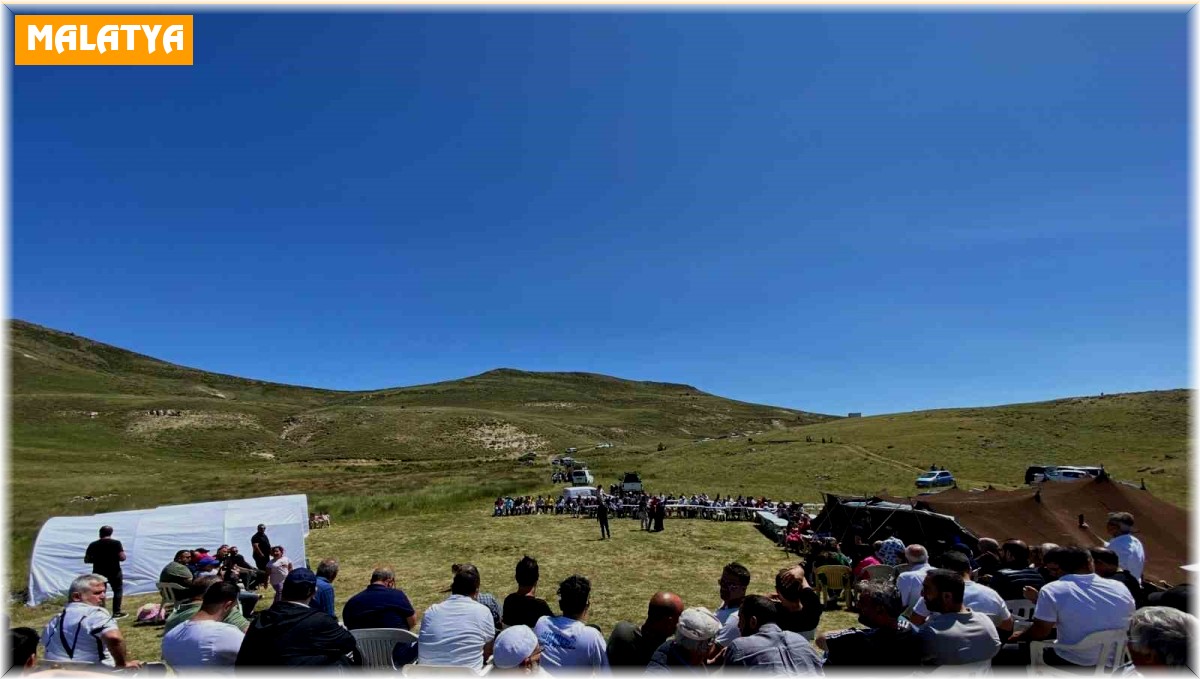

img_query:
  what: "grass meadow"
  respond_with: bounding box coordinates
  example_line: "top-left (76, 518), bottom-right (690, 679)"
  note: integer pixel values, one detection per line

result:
top-left (7, 508), bottom-right (858, 663)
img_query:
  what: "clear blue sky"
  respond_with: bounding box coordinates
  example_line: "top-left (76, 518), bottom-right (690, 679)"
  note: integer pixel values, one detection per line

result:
top-left (12, 10), bottom-right (1188, 416)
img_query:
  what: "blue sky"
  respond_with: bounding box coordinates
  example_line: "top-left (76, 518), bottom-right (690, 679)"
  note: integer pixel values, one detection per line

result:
top-left (12, 10), bottom-right (1188, 415)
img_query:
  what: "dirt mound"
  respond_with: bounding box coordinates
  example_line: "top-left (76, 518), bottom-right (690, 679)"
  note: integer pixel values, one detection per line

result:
top-left (887, 479), bottom-right (1188, 583)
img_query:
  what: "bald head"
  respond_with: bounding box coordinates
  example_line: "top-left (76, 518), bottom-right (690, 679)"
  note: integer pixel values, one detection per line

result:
top-left (645, 592), bottom-right (684, 637)
top-left (905, 544), bottom-right (928, 565)
top-left (978, 538), bottom-right (1000, 555)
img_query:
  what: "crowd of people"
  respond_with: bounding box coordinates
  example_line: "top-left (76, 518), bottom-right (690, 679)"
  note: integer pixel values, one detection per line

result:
top-left (494, 490), bottom-right (813, 523)
top-left (10, 510), bottom-right (1195, 675)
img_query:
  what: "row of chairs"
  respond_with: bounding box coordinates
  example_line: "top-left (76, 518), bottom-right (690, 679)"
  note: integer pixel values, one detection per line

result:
top-left (352, 628), bottom-right (498, 674)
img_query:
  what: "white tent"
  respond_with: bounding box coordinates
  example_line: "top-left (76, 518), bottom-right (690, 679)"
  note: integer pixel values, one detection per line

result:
top-left (28, 494), bottom-right (309, 606)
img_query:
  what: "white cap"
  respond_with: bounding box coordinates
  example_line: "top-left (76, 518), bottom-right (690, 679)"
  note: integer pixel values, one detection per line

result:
top-left (675, 607), bottom-right (721, 645)
top-left (493, 625), bottom-right (539, 669)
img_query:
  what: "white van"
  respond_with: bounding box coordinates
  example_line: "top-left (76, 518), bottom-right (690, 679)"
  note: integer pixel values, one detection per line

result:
top-left (562, 486), bottom-right (598, 500)
top-left (571, 469), bottom-right (595, 486)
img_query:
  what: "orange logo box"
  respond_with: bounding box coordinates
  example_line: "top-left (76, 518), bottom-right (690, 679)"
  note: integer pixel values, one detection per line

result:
top-left (15, 15), bottom-right (193, 66)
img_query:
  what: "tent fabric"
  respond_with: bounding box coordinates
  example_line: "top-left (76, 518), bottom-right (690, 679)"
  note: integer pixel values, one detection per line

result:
top-left (29, 494), bottom-right (308, 606)
top-left (880, 479), bottom-right (1188, 584)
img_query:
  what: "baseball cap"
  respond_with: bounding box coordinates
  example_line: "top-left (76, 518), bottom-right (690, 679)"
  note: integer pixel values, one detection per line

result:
top-left (493, 625), bottom-right (539, 669)
top-left (285, 568), bottom-right (317, 586)
top-left (675, 607), bottom-right (721, 643)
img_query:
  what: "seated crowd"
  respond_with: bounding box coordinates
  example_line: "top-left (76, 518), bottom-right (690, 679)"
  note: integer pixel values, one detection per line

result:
top-left (13, 511), bottom-right (1195, 675)
top-left (495, 490), bottom-right (814, 523)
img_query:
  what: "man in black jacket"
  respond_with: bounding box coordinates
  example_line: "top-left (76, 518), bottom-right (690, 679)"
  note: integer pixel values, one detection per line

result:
top-left (987, 540), bottom-right (1045, 601)
top-left (235, 568), bottom-right (358, 667)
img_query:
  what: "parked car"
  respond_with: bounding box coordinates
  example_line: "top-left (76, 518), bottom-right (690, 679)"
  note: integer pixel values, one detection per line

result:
top-left (620, 472), bottom-right (643, 493)
top-left (1026, 465), bottom-right (1103, 484)
top-left (571, 469), bottom-right (595, 486)
top-left (916, 470), bottom-right (956, 488)
top-left (565, 447), bottom-right (578, 454)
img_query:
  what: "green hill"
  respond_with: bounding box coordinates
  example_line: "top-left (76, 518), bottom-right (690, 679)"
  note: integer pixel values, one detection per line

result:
top-left (8, 319), bottom-right (1189, 595)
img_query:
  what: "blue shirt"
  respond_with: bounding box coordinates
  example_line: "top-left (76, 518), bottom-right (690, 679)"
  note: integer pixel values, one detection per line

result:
top-left (342, 584), bottom-right (416, 630)
top-left (314, 576), bottom-right (336, 620)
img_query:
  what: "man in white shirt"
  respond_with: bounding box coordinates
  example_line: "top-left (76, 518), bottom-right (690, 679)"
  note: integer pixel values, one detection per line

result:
top-left (417, 564), bottom-right (496, 670)
top-left (1008, 546), bottom-right (1135, 667)
top-left (41, 574), bottom-right (141, 669)
top-left (896, 544), bottom-right (932, 610)
top-left (534, 574), bottom-right (608, 673)
top-left (909, 551), bottom-right (1013, 635)
top-left (1104, 512), bottom-right (1145, 581)
top-left (162, 581), bottom-right (244, 673)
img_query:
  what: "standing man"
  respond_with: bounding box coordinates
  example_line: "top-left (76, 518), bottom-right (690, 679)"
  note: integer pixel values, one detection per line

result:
top-left (1105, 512), bottom-right (1145, 581)
top-left (84, 526), bottom-right (126, 619)
top-left (653, 498), bottom-right (666, 533)
top-left (250, 524), bottom-right (271, 589)
top-left (597, 495), bottom-right (611, 540)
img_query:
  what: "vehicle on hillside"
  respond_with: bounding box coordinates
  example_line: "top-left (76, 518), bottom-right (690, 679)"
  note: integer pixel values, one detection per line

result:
top-left (916, 470), bottom-right (956, 488)
top-left (596, 442), bottom-right (613, 449)
top-left (1025, 465), bottom-right (1104, 484)
top-left (562, 486), bottom-right (598, 500)
top-left (560, 456), bottom-right (575, 468)
top-left (620, 472), bottom-right (643, 493)
top-left (565, 447), bottom-right (578, 454)
top-left (571, 469), bottom-right (595, 486)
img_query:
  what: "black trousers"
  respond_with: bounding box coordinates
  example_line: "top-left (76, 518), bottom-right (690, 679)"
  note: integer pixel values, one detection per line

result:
top-left (599, 519), bottom-right (611, 539)
top-left (104, 577), bottom-right (123, 614)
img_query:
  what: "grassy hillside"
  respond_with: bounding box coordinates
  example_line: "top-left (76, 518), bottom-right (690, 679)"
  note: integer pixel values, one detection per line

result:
top-left (8, 319), bottom-right (1189, 660)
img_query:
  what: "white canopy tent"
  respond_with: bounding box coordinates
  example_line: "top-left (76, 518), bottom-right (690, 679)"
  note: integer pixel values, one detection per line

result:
top-left (28, 494), bottom-right (309, 606)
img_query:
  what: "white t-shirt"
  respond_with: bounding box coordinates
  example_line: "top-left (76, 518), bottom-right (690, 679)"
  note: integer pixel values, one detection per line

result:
top-left (1106, 534), bottom-right (1145, 581)
top-left (267, 557), bottom-right (292, 588)
top-left (417, 595), bottom-right (496, 670)
top-left (1034, 573), bottom-right (1135, 666)
top-left (897, 563), bottom-right (933, 609)
top-left (533, 615), bottom-right (608, 673)
top-left (913, 581), bottom-right (1012, 627)
top-left (42, 602), bottom-right (119, 667)
top-left (162, 619), bottom-right (243, 673)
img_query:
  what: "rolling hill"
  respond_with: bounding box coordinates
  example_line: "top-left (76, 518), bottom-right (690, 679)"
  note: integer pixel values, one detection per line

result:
top-left (8, 319), bottom-right (1190, 594)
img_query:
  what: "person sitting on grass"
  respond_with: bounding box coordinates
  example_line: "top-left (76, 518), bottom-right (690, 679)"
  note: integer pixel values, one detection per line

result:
top-left (817, 580), bottom-right (921, 667)
top-left (503, 556), bottom-right (554, 629)
top-left (534, 575), bottom-right (608, 673)
top-left (646, 607), bottom-right (722, 673)
top-left (607, 592), bottom-right (684, 668)
top-left (161, 582), bottom-right (245, 672)
top-left (165, 575), bottom-right (250, 633)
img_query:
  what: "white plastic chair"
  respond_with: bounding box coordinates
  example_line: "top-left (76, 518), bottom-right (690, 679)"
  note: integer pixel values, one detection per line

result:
top-left (1005, 598), bottom-right (1035, 620)
top-left (1030, 628), bottom-right (1132, 675)
top-left (350, 628), bottom-right (418, 669)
